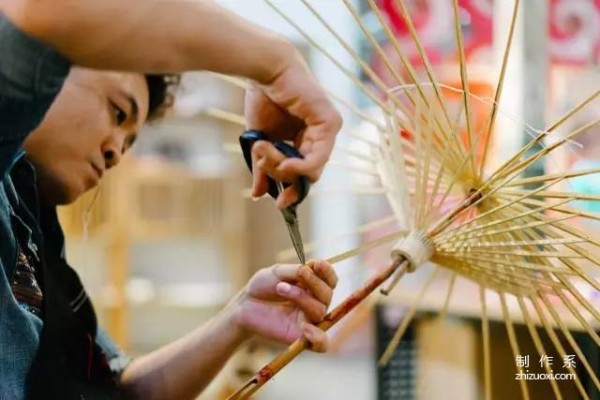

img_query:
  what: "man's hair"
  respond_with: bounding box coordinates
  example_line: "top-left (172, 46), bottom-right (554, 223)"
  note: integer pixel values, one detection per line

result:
top-left (144, 74), bottom-right (181, 121)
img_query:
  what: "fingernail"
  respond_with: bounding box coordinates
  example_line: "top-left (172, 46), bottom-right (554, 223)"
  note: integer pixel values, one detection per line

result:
top-left (277, 282), bottom-right (292, 295)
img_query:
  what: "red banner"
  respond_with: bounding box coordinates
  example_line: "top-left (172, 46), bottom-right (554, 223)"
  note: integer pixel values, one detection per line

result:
top-left (549, 0), bottom-right (600, 65)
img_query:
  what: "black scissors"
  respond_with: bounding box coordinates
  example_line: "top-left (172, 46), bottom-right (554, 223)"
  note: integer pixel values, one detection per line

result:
top-left (239, 130), bottom-right (309, 265)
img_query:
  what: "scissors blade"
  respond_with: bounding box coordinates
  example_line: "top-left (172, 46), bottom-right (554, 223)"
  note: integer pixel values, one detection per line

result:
top-left (281, 208), bottom-right (305, 265)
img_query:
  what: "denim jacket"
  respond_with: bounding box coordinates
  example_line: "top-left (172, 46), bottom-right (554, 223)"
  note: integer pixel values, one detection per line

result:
top-left (0, 14), bottom-right (129, 399)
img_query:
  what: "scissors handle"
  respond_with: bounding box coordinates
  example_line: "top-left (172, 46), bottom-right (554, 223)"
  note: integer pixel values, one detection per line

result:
top-left (239, 130), bottom-right (310, 207)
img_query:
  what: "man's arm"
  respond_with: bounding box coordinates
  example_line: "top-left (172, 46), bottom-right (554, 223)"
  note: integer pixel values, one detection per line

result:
top-left (120, 307), bottom-right (246, 399)
top-left (120, 261), bottom-right (336, 399)
top-left (1, 0), bottom-right (293, 84)
top-left (1, 0), bottom-right (342, 201)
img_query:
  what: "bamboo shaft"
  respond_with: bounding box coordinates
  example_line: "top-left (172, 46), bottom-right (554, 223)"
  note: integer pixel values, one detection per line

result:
top-left (227, 257), bottom-right (407, 400)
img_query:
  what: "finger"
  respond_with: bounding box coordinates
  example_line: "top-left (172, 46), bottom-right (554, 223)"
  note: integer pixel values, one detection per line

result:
top-left (250, 146), bottom-right (269, 198)
top-left (275, 184), bottom-right (299, 209)
top-left (253, 141), bottom-right (289, 181)
top-left (276, 111), bottom-right (340, 182)
top-left (251, 170), bottom-right (269, 199)
top-left (298, 263), bottom-right (333, 306)
top-left (276, 149), bottom-right (329, 183)
top-left (275, 282), bottom-right (327, 322)
top-left (301, 323), bottom-right (328, 353)
top-left (310, 260), bottom-right (338, 289)
top-left (272, 264), bottom-right (302, 283)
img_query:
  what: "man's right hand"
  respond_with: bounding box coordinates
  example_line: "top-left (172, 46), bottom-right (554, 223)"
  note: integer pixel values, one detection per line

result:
top-left (244, 51), bottom-right (342, 209)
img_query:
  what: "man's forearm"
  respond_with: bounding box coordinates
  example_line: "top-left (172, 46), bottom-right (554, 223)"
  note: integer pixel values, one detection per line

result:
top-left (120, 306), bottom-right (248, 399)
top-left (1, 0), bottom-right (295, 83)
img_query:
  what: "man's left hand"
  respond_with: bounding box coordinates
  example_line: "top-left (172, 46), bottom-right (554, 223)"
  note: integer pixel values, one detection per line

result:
top-left (229, 260), bottom-right (337, 352)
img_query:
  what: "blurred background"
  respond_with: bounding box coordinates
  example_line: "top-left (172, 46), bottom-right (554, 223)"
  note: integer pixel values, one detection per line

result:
top-left (57, 1), bottom-right (600, 399)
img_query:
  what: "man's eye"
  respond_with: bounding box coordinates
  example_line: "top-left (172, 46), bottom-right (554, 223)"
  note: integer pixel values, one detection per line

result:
top-left (110, 103), bottom-right (127, 125)
top-left (123, 135), bottom-right (137, 152)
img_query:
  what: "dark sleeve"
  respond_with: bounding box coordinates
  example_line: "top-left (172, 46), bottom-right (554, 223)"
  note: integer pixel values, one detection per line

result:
top-left (95, 328), bottom-right (133, 378)
top-left (0, 14), bottom-right (71, 177)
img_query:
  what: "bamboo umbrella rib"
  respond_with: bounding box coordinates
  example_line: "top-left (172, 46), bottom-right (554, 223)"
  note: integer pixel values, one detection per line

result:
top-left (553, 273), bottom-right (600, 323)
top-left (352, 0), bottom-right (466, 166)
top-left (378, 267), bottom-right (440, 365)
top-left (422, 164), bottom-right (447, 228)
top-left (529, 299), bottom-right (591, 400)
top-left (496, 195), bottom-right (600, 227)
top-left (480, 286), bottom-right (492, 400)
top-left (276, 215), bottom-right (399, 261)
top-left (516, 296), bottom-right (563, 400)
top-left (311, 187), bottom-right (389, 195)
top-left (422, 107), bottom-right (468, 174)
top-left (437, 258), bottom-right (555, 293)
top-left (327, 160), bottom-right (382, 177)
top-left (500, 189), bottom-right (600, 202)
top-left (506, 203), bottom-right (600, 293)
top-left (498, 206), bottom-right (600, 320)
top-left (206, 111), bottom-right (383, 164)
top-left (391, 0), bottom-right (454, 130)
top-left (494, 218), bottom-right (566, 295)
top-left (439, 214), bottom-right (577, 246)
top-left (364, 0), bottom-right (466, 165)
top-left (428, 100), bottom-right (473, 219)
top-left (332, 145), bottom-right (380, 164)
top-left (436, 197), bottom-right (573, 243)
top-left (520, 218), bottom-right (600, 336)
top-left (434, 176), bottom-right (574, 241)
top-left (538, 292), bottom-right (600, 392)
top-left (439, 237), bottom-right (585, 250)
top-left (431, 149), bottom-right (474, 216)
top-left (488, 89), bottom-right (599, 183)
top-left (550, 284), bottom-right (600, 348)
top-left (326, 90), bottom-right (387, 131)
top-left (438, 248), bottom-right (583, 260)
top-left (415, 272), bottom-right (458, 399)
top-left (325, 230), bottom-right (408, 265)
top-left (242, 186), bottom-right (389, 200)
top-left (437, 253), bottom-right (574, 275)
top-left (499, 293), bottom-right (530, 400)
top-left (298, 0), bottom-right (434, 132)
top-left (387, 103), bottom-right (414, 226)
top-left (414, 100), bottom-right (427, 225)
top-left (264, 0), bottom-right (390, 112)
top-left (478, 0), bottom-right (520, 177)
top-left (547, 89), bottom-right (600, 133)
top-left (506, 166), bottom-right (600, 187)
top-left (417, 106), bottom-right (436, 226)
top-left (451, 0), bottom-right (476, 178)
top-left (298, 0), bottom-right (396, 95)
top-left (508, 199), bottom-right (600, 247)
top-left (495, 117), bottom-right (600, 182)
top-left (342, 0), bottom-right (407, 89)
top-left (343, 131), bottom-right (381, 149)
top-left (203, 107), bottom-right (246, 125)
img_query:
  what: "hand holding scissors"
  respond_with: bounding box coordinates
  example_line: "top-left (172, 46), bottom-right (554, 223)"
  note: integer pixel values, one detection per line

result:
top-left (240, 130), bottom-right (309, 265)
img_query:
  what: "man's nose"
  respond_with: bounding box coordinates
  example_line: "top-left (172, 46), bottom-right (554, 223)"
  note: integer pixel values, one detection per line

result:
top-left (103, 147), bottom-right (122, 169)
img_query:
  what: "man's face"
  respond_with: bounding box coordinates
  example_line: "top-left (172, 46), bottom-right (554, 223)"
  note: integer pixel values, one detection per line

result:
top-left (24, 67), bottom-right (149, 205)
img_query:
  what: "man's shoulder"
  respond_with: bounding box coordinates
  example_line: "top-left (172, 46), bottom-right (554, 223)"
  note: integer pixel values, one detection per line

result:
top-left (0, 13), bottom-right (70, 102)
top-left (0, 13), bottom-right (70, 177)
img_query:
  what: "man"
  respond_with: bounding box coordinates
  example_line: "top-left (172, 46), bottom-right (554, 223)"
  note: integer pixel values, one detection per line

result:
top-left (0, 1), bottom-right (342, 398)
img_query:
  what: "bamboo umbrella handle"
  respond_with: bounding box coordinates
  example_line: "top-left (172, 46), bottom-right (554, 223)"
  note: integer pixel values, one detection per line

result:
top-left (227, 256), bottom-right (407, 400)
